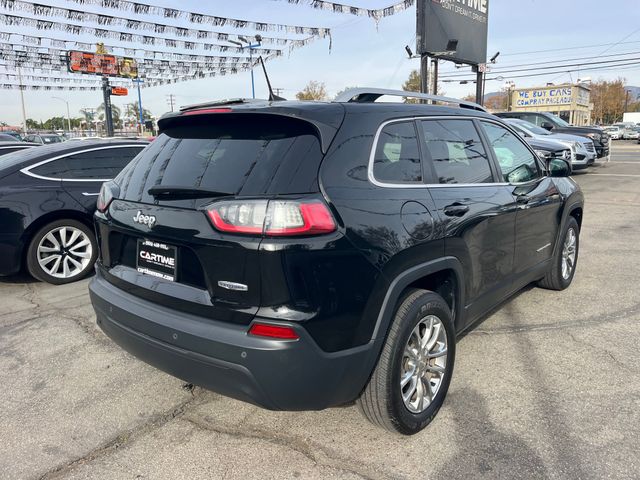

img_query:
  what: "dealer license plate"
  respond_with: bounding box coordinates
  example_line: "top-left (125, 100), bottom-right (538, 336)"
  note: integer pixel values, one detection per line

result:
top-left (136, 239), bottom-right (177, 281)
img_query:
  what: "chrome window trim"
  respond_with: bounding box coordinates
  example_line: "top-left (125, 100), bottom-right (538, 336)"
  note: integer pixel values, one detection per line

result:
top-left (0, 145), bottom-right (32, 150)
top-left (368, 115), bottom-right (515, 189)
top-left (20, 144), bottom-right (145, 182)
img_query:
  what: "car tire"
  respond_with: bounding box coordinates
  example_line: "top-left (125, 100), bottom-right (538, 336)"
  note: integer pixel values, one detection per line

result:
top-left (538, 217), bottom-right (579, 291)
top-left (357, 289), bottom-right (455, 435)
top-left (26, 219), bottom-right (97, 285)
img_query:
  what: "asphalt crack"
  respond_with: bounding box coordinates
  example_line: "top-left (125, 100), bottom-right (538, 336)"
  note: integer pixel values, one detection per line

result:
top-left (37, 389), bottom-right (208, 480)
top-left (182, 415), bottom-right (402, 480)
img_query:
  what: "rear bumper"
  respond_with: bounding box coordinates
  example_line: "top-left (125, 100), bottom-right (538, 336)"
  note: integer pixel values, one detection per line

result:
top-left (89, 267), bottom-right (377, 410)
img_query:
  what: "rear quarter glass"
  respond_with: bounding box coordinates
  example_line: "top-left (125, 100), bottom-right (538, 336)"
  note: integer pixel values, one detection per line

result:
top-left (115, 114), bottom-right (325, 208)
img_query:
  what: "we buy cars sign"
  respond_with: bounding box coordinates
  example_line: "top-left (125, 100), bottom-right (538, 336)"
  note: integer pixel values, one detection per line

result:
top-left (417, 0), bottom-right (489, 66)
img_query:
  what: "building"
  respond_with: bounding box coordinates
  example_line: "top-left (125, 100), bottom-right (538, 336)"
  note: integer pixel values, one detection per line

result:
top-left (507, 83), bottom-right (593, 126)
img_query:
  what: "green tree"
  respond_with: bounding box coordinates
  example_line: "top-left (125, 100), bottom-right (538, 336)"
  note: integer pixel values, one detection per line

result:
top-left (125, 103), bottom-right (152, 123)
top-left (26, 118), bottom-right (40, 130)
top-left (97, 103), bottom-right (122, 129)
top-left (43, 116), bottom-right (66, 130)
top-left (296, 81), bottom-right (328, 101)
top-left (401, 69), bottom-right (444, 103)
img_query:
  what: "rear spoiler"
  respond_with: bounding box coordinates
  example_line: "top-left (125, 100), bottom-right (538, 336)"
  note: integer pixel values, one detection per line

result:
top-left (157, 109), bottom-right (343, 154)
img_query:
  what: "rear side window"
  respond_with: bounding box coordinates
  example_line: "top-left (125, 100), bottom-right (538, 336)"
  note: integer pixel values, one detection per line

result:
top-left (420, 120), bottom-right (493, 184)
top-left (30, 147), bottom-right (143, 180)
top-left (117, 114), bottom-right (324, 203)
top-left (372, 121), bottom-right (422, 184)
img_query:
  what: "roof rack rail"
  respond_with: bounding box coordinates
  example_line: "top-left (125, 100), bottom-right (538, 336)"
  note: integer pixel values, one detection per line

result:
top-left (333, 88), bottom-right (487, 113)
top-left (179, 98), bottom-right (264, 112)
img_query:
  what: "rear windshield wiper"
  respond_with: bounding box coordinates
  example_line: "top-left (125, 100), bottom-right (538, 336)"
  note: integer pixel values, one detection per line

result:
top-left (147, 185), bottom-right (230, 199)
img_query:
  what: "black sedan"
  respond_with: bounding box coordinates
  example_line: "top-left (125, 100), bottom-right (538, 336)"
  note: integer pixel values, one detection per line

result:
top-left (0, 141), bottom-right (38, 156)
top-left (0, 139), bottom-right (148, 284)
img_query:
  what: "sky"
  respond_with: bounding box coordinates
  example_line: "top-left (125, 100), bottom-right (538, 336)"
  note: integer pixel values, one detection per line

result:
top-left (1, 0), bottom-right (640, 126)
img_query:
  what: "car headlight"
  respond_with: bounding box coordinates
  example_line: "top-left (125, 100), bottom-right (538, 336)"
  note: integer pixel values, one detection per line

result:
top-left (572, 141), bottom-right (580, 150)
top-left (534, 149), bottom-right (552, 159)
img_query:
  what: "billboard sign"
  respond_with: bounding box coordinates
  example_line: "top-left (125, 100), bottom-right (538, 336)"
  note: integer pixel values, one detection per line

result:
top-left (67, 51), bottom-right (138, 78)
top-left (417, 0), bottom-right (489, 66)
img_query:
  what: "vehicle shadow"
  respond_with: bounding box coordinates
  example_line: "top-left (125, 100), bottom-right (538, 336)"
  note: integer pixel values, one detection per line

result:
top-left (432, 387), bottom-right (548, 479)
top-left (0, 272), bottom-right (38, 284)
top-left (451, 285), bottom-right (592, 479)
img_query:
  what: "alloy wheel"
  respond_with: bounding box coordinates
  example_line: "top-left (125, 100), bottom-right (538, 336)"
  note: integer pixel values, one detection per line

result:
top-left (36, 226), bottom-right (93, 279)
top-left (400, 315), bottom-right (448, 414)
top-left (561, 227), bottom-right (577, 280)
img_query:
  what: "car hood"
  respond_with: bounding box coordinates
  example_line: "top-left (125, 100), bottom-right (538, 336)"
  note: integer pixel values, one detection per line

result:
top-left (547, 133), bottom-right (591, 144)
top-left (526, 138), bottom-right (568, 153)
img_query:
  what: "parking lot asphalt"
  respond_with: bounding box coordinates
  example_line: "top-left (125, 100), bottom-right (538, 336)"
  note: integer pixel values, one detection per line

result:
top-left (2, 141), bottom-right (639, 480)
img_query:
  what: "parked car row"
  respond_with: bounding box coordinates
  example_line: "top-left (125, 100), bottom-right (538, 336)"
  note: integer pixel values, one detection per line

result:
top-left (603, 123), bottom-right (640, 141)
top-left (495, 111), bottom-right (610, 160)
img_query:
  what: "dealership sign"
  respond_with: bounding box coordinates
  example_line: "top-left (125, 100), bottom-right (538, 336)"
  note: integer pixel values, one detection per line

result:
top-left (417, 0), bottom-right (489, 65)
top-left (514, 87), bottom-right (574, 107)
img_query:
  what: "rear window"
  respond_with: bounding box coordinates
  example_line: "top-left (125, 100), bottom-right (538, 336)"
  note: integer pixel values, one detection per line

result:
top-left (116, 114), bottom-right (324, 205)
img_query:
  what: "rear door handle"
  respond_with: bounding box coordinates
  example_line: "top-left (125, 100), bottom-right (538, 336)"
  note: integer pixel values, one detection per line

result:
top-left (443, 204), bottom-right (470, 217)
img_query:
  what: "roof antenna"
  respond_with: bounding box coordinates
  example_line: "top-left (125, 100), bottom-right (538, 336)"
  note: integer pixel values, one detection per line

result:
top-left (258, 56), bottom-right (286, 101)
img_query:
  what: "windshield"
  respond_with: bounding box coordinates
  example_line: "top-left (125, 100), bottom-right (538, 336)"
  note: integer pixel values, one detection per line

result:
top-left (42, 136), bottom-right (63, 144)
top-left (512, 120), bottom-right (550, 136)
top-left (545, 113), bottom-right (570, 127)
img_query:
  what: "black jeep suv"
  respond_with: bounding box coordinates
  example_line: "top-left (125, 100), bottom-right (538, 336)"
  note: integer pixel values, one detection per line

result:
top-left (89, 89), bottom-right (583, 435)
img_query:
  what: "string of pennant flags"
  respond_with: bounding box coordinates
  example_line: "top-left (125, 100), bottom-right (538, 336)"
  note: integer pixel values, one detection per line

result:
top-left (0, 0), bottom-right (412, 91)
top-left (0, 0), bottom-right (332, 37)
top-left (0, 15), bottom-right (287, 55)
top-left (271, 0), bottom-right (415, 20)
top-left (1, 42), bottom-right (274, 70)
top-left (2, 34), bottom-right (280, 63)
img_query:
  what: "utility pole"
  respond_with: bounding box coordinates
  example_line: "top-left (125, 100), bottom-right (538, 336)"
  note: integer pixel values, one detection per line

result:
top-left (18, 66), bottom-right (28, 135)
top-left (229, 35), bottom-right (262, 99)
top-left (624, 90), bottom-right (630, 112)
top-left (431, 58), bottom-right (439, 95)
top-left (273, 87), bottom-right (284, 97)
top-left (133, 77), bottom-right (145, 134)
top-left (166, 94), bottom-right (176, 112)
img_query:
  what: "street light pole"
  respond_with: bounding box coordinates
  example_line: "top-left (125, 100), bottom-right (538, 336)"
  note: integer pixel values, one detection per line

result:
top-left (52, 96), bottom-right (71, 132)
top-left (18, 66), bottom-right (28, 135)
top-left (231, 36), bottom-right (261, 99)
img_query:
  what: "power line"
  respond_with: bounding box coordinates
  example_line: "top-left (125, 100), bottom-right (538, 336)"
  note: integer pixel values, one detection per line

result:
top-left (499, 40), bottom-right (640, 57)
top-left (439, 56), bottom-right (640, 82)
top-left (439, 51), bottom-right (640, 78)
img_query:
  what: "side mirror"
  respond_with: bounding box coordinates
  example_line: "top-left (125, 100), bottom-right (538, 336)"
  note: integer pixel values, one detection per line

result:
top-left (541, 122), bottom-right (554, 131)
top-left (548, 158), bottom-right (571, 177)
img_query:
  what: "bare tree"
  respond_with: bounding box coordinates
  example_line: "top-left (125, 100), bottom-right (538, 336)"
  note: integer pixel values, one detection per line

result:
top-left (296, 81), bottom-right (328, 101)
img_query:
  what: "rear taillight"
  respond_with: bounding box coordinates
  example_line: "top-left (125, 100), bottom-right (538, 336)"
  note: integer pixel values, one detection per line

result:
top-left (205, 198), bottom-right (336, 237)
top-left (97, 181), bottom-right (119, 213)
top-left (248, 323), bottom-right (299, 340)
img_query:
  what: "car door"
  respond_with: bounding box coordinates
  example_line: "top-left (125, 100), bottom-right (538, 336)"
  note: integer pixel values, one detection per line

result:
top-left (479, 120), bottom-right (563, 279)
top-left (418, 118), bottom-right (517, 325)
top-left (59, 145), bottom-right (146, 211)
